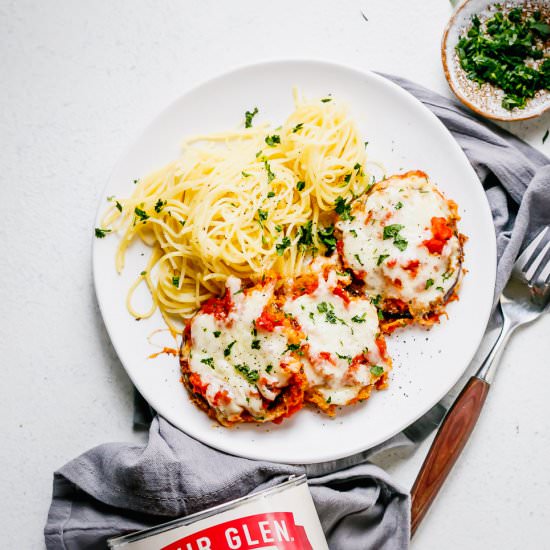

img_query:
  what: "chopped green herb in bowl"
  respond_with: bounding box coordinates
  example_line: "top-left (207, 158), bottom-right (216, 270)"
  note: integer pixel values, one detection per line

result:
top-left (456, 7), bottom-right (550, 110)
top-left (443, 1), bottom-right (550, 120)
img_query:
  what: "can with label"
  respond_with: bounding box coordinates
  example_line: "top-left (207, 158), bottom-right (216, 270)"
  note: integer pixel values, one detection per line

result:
top-left (108, 475), bottom-right (328, 550)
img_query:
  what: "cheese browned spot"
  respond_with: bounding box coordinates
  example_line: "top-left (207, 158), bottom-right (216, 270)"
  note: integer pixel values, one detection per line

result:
top-left (283, 268), bottom-right (391, 413)
top-left (181, 276), bottom-right (305, 426)
top-left (336, 171), bottom-right (462, 320)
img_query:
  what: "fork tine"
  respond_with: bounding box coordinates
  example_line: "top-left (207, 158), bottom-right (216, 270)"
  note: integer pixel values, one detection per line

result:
top-left (525, 240), bottom-right (550, 283)
top-left (514, 226), bottom-right (549, 275)
top-left (536, 249), bottom-right (550, 286)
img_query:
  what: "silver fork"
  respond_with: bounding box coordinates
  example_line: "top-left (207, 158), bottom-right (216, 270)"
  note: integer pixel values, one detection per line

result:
top-left (410, 225), bottom-right (550, 535)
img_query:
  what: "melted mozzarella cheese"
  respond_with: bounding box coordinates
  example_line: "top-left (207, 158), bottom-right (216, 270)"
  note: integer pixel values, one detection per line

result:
top-left (337, 172), bottom-right (461, 313)
top-left (283, 270), bottom-right (387, 405)
top-left (189, 276), bottom-right (294, 421)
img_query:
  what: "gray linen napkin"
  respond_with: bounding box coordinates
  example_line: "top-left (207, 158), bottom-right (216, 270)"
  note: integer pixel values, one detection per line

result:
top-left (45, 76), bottom-right (550, 550)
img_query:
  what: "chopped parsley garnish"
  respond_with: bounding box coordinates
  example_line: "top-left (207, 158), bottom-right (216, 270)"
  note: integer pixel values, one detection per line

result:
top-left (275, 224), bottom-right (283, 232)
top-left (244, 107), bottom-right (258, 128)
top-left (276, 236), bottom-right (291, 256)
top-left (242, 171), bottom-right (251, 178)
top-left (370, 365), bottom-right (384, 376)
top-left (297, 221), bottom-right (315, 251)
top-left (292, 123), bottom-right (304, 133)
top-left (456, 8), bottom-right (550, 111)
top-left (335, 196), bottom-right (354, 221)
top-left (371, 294), bottom-right (381, 306)
top-left (383, 224), bottom-right (404, 240)
top-left (336, 353), bottom-right (352, 364)
top-left (425, 278), bottom-right (434, 289)
top-left (343, 173), bottom-right (352, 184)
top-left (317, 302), bottom-right (345, 325)
top-left (179, 220), bottom-right (186, 227)
top-left (442, 270), bottom-right (454, 281)
top-left (296, 181), bottom-right (306, 191)
top-left (200, 357), bottom-right (215, 369)
top-left (234, 364), bottom-right (259, 384)
top-left (318, 225), bottom-right (336, 255)
top-left (383, 224), bottom-right (407, 251)
top-left (321, 98), bottom-right (332, 103)
top-left (393, 236), bottom-right (408, 252)
top-left (108, 197), bottom-right (123, 212)
top-left (224, 341), bottom-right (236, 357)
top-left (251, 339), bottom-right (261, 350)
top-left (172, 276), bottom-right (180, 287)
top-left (285, 343), bottom-right (301, 353)
top-left (436, 286), bottom-right (445, 292)
top-left (140, 271), bottom-right (147, 276)
top-left (154, 199), bottom-right (166, 213)
top-left (354, 254), bottom-right (364, 266)
top-left (351, 312), bottom-right (367, 323)
top-left (377, 310), bottom-right (384, 321)
top-left (325, 310), bottom-right (339, 324)
top-left (257, 209), bottom-right (268, 225)
top-left (395, 201), bottom-right (403, 210)
top-left (354, 163), bottom-right (364, 177)
top-left (267, 191), bottom-right (276, 198)
top-left (94, 228), bottom-right (111, 238)
top-left (377, 254), bottom-right (390, 266)
top-left (317, 302), bottom-right (329, 314)
top-left (326, 396), bottom-right (332, 404)
top-left (264, 160), bottom-right (275, 183)
top-left (134, 207), bottom-right (149, 222)
top-left (265, 134), bottom-right (281, 147)
top-left (213, 331), bottom-right (221, 338)
top-left (266, 364), bottom-right (273, 373)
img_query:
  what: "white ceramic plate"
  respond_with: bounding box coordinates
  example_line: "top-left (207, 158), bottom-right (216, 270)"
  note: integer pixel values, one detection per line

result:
top-left (93, 60), bottom-right (496, 464)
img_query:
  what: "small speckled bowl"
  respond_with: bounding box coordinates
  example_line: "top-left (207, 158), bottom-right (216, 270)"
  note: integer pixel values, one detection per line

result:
top-left (442, 0), bottom-right (550, 121)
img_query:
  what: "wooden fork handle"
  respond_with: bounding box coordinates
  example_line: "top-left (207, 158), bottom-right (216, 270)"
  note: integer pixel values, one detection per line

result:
top-left (410, 376), bottom-right (490, 536)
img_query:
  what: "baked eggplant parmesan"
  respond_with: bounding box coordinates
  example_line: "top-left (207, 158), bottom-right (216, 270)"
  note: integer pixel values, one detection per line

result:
top-left (336, 171), bottom-right (464, 331)
top-left (180, 276), bottom-right (306, 427)
top-left (282, 264), bottom-right (391, 415)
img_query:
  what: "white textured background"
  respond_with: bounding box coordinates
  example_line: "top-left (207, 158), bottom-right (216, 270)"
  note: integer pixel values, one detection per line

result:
top-left (1, 0), bottom-right (549, 548)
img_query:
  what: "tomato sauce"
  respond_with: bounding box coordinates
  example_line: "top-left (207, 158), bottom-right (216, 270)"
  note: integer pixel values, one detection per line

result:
top-left (255, 306), bottom-right (284, 332)
top-left (402, 259), bottom-right (420, 277)
top-left (331, 286), bottom-right (350, 305)
top-left (188, 372), bottom-right (209, 396)
top-left (200, 289), bottom-right (234, 320)
top-left (423, 216), bottom-right (453, 255)
top-left (375, 336), bottom-right (387, 359)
